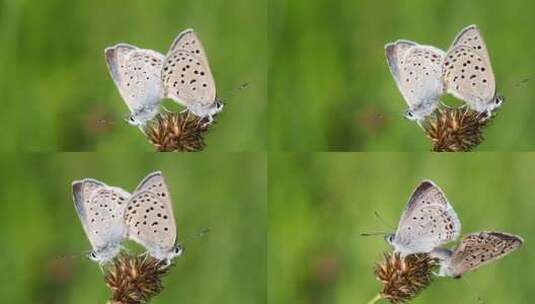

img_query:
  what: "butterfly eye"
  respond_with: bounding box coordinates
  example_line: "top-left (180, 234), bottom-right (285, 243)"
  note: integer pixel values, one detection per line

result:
top-left (404, 110), bottom-right (415, 120)
top-left (87, 251), bottom-right (97, 260)
top-left (174, 245), bottom-right (184, 257)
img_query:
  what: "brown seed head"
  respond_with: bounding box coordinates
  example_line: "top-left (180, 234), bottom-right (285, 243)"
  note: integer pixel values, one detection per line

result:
top-left (374, 252), bottom-right (437, 304)
top-left (423, 108), bottom-right (493, 152)
top-left (104, 254), bottom-right (171, 304)
top-left (144, 111), bottom-right (212, 152)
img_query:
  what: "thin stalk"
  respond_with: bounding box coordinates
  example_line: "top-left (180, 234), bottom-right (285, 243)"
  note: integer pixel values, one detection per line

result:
top-left (367, 294), bottom-right (382, 304)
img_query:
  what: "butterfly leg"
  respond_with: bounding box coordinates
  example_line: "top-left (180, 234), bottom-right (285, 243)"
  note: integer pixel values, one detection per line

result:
top-left (120, 245), bottom-right (131, 255)
top-left (200, 115), bottom-right (215, 128)
top-left (138, 251), bottom-right (150, 258)
top-left (440, 101), bottom-right (454, 109)
top-left (161, 105), bottom-right (172, 113)
top-left (478, 109), bottom-right (492, 121)
top-left (158, 258), bottom-right (172, 269)
top-left (485, 109), bottom-right (493, 120)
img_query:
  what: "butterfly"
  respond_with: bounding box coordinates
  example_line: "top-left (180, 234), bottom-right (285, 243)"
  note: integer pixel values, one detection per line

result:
top-left (123, 171), bottom-right (183, 265)
top-left (386, 180), bottom-right (461, 256)
top-left (434, 231), bottom-right (523, 278)
top-left (104, 44), bottom-right (165, 126)
top-left (72, 178), bottom-right (131, 264)
top-left (385, 40), bottom-right (446, 121)
top-left (161, 29), bottom-right (223, 124)
top-left (442, 25), bottom-right (503, 116)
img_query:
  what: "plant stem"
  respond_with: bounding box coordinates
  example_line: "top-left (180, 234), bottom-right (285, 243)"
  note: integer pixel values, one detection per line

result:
top-left (367, 294), bottom-right (382, 304)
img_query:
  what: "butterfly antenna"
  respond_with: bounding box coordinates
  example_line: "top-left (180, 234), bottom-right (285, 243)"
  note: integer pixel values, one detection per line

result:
top-left (219, 82), bottom-right (249, 102)
top-left (374, 211), bottom-right (394, 230)
top-left (360, 232), bottom-right (389, 237)
top-left (96, 118), bottom-right (116, 126)
top-left (55, 252), bottom-right (84, 261)
top-left (182, 227), bottom-right (211, 243)
top-left (513, 76), bottom-right (533, 88)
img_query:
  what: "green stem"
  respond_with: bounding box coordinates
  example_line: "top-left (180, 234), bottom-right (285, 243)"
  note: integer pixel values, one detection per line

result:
top-left (367, 294), bottom-right (382, 304)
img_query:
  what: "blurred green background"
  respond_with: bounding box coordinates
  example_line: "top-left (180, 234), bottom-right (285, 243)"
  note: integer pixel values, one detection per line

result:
top-left (269, 0), bottom-right (535, 151)
top-left (269, 153), bottom-right (534, 303)
top-left (0, 153), bottom-right (266, 303)
top-left (4, 0), bottom-right (266, 151)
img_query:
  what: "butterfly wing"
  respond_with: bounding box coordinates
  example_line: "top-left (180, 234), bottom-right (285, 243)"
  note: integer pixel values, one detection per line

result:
top-left (447, 231), bottom-right (523, 277)
top-left (387, 42), bottom-right (445, 118)
top-left (393, 180), bottom-right (461, 255)
top-left (385, 40), bottom-right (418, 83)
top-left (72, 179), bottom-right (130, 251)
top-left (105, 44), bottom-right (165, 120)
top-left (124, 172), bottom-right (177, 256)
top-left (443, 25), bottom-right (496, 111)
top-left (167, 29), bottom-right (212, 68)
top-left (162, 29), bottom-right (216, 107)
top-left (450, 25), bottom-right (492, 61)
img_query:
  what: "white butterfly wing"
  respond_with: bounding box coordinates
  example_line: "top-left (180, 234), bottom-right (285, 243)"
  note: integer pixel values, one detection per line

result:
top-left (443, 25), bottom-right (496, 111)
top-left (162, 29), bottom-right (216, 107)
top-left (124, 172), bottom-right (177, 256)
top-left (72, 179), bottom-right (130, 251)
top-left (105, 44), bottom-right (165, 120)
top-left (393, 180), bottom-right (461, 255)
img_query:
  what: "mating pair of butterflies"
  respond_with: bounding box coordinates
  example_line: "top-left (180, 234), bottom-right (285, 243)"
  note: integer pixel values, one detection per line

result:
top-left (105, 29), bottom-right (222, 126)
top-left (72, 171), bottom-right (182, 265)
top-left (386, 24), bottom-right (503, 122)
top-left (386, 180), bottom-right (523, 278)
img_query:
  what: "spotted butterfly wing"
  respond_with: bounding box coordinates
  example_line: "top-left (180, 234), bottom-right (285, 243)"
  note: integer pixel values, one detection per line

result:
top-left (391, 180), bottom-right (461, 255)
top-left (439, 231), bottom-right (523, 278)
top-left (72, 179), bottom-right (131, 263)
top-left (162, 29), bottom-right (216, 108)
top-left (168, 29), bottom-right (212, 68)
top-left (386, 42), bottom-right (445, 120)
top-left (385, 39), bottom-right (417, 83)
top-left (124, 171), bottom-right (177, 260)
top-left (443, 25), bottom-right (498, 112)
top-left (104, 44), bottom-right (165, 124)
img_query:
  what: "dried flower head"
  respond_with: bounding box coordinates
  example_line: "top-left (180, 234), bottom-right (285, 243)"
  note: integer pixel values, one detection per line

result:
top-left (143, 111), bottom-right (213, 152)
top-left (105, 254), bottom-right (171, 304)
top-left (374, 252), bottom-right (438, 304)
top-left (423, 107), bottom-right (494, 152)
